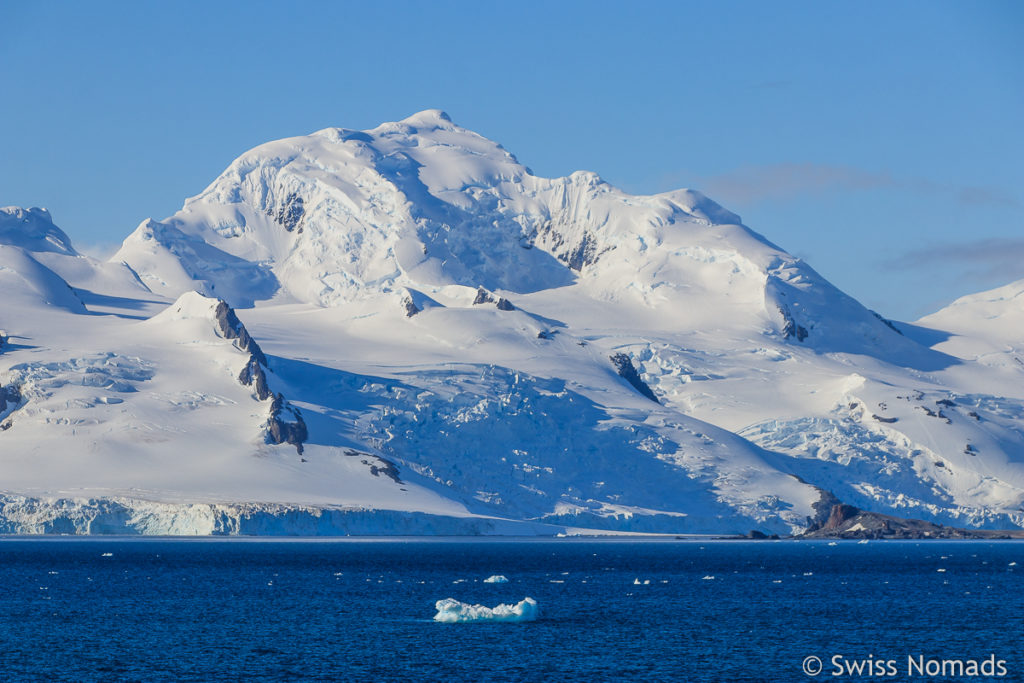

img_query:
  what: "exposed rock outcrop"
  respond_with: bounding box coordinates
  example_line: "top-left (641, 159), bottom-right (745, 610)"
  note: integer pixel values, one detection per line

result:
top-left (871, 310), bottom-right (903, 335)
top-left (536, 221), bottom-right (609, 272)
top-left (609, 353), bottom-right (659, 404)
top-left (345, 450), bottom-right (403, 484)
top-left (472, 287), bottom-right (514, 311)
top-left (266, 393), bottom-right (308, 454)
top-left (212, 298), bottom-right (307, 453)
top-left (402, 294), bottom-right (421, 317)
top-left (778, 305), bottom-right (809, 342)
top-left (213, 301), bottom-right (267, 366)
top-left (238, 356), bottom-right (271, 401)
top-left (473, 286), bottom-right (495, 305)
top-left (0, 383), bottom-right (21, 428)
top-left (270, 191), bottom-right (304, 233)
top-left (801, 503), bottom-right (1024, 539)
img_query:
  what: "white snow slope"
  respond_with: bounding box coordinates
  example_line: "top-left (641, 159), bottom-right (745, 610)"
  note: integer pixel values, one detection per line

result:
top-left (2, 111), bottom-right (1023, 535)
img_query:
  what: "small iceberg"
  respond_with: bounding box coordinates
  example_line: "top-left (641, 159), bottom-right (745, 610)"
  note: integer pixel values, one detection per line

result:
top-left (434, 597), bottom-right (540, 623)
top-left (483, 575), bottom-right (509, 584)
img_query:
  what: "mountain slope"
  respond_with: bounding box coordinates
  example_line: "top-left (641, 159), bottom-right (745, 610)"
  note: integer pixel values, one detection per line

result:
top-left (913, 279), bottom-right (1024, 376)
top-left (111, 110), bottom-right (914, 361)
top-left (2, 112), bottom-right (1023, 534)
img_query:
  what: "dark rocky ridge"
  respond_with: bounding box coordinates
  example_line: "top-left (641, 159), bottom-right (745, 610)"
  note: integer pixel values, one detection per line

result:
top-left (345, 450), bottom-right (404, 484)
top-left (536, 221), bottom-right (609, 272)
top-left (270, 192), bottom-right (304, 233)
top-left (472, 286), bottom-right (494, 305)
top-left (609, 353), bottom-right (660, 404)
top-left (871, 310), bottom-right (904, 335)
top-left (801, 503), bottom-right (1024, 540)
top-left (238, 356), bottom-right (271, 401)
top-left (0, 383), bottom-right (21, 429)
top-left (266, 393), bottom-right (308, 454)
top-left (402, 294), bottom-right (421, 317)
top-left (472, 287), bottom-right (514, 311)
top-left (778, 305), bottom-right (808, 342)
top-left (212, 299), bottom-right (307, 453)
top-left (214, 301), bottom-right (268, 367)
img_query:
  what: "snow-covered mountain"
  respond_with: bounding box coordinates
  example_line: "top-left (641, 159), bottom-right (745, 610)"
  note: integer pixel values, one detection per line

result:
top-left (2, 112), bottom-right (1023, 535)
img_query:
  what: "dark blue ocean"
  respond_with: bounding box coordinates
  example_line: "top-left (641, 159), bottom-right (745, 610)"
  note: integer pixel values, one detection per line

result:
top-left (0, 539), bottom-right (1020, 682)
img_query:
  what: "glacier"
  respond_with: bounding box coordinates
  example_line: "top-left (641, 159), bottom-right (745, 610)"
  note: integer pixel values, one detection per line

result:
top-left (0, 110), bottom-right (1023, 536)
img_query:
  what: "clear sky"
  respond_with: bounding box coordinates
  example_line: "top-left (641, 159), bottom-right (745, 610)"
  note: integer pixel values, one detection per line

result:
top-left (2, 0), bottom-right (1021, 320)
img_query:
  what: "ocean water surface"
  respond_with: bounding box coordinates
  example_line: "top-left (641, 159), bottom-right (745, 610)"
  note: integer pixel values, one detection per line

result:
top-left (0, 539), bottom-right (1020, 682)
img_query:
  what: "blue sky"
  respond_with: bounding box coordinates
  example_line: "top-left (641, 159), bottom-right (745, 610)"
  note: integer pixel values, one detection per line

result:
top-left (2, 0), bottom-right (1021, 319)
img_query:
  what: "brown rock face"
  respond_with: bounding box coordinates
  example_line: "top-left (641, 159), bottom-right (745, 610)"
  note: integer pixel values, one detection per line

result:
top-left (823, 504), bottom-right (861, 530)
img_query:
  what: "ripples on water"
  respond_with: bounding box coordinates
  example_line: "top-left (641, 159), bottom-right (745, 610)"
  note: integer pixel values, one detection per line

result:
top-left (0, 539), bottom-right (1020, 682)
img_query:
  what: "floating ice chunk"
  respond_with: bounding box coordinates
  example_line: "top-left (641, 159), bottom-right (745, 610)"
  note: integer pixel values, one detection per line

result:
top-left (827, 542), bottom-right (837, 546)
top-left (701, 575), bottom-right (715, 580)
top-left (433, 597), bottom-right (540, 623)
top-left (1009, 562), bottom-right (1017, 567)
top-left (483, 575), bottom-right (509, 584)
top-left (101, 553), bottom-right (113, 557)
top-left (937, 568), bottom-right (946, 573)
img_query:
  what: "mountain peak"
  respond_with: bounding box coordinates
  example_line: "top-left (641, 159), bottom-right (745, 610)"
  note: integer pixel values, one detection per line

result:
top-left (400, 108), bottom-right (453, 127)
top-left (0, 206), bottom-right (77, 256)
top-left (109, 112), bottom-right (914, 360)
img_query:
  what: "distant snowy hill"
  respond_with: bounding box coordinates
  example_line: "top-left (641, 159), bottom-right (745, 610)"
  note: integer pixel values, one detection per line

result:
top-left (913, 280), bottom-right (1024, 376)
top-left (2, 113), bottom-right (1023, 535)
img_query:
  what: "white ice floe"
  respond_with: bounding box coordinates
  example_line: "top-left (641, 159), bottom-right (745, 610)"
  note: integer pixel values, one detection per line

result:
top-left (483, 575), bottom-right (509, 584)
top-left (433, 597), bottom-right (540, 623)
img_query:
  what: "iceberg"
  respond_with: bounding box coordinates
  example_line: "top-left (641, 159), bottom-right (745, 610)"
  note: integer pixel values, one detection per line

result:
top-left (433, 597), bottom-right (540, 623)
top-left (483, 575), bottom-right (509, 584)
